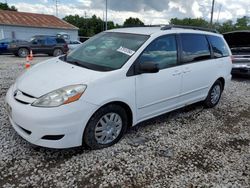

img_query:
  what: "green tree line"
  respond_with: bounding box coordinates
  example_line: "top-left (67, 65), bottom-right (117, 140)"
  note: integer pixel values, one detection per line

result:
top-left (0, 2), bottom-right (17, 11)
top-left (64, 15), bottom-right (250, 37)
top-left (170, 17), bottom-right (250, 33)
top-left (1, 2), bottom-right (249, 36)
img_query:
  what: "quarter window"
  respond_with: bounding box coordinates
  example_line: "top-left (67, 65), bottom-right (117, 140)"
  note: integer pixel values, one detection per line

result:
top-left (180, 34), bottom-right (211, 63)
top-left (207, 35), bottom-right (229, 58)
top-left (138, 35), bottom-right (177, 69)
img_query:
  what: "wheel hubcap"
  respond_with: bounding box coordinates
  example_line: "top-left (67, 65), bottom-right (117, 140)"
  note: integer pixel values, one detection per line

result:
top-left (55, 49), bottom-right (62, 56)
top-left (20, 49), bottom-right (28, 57)
top-left (95, 113), bottom-right (122, 145)
top-left (211, 85), bottom-right (221, 104)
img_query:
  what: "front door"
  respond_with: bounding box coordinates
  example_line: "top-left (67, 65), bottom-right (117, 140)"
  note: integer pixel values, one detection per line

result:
top-left (135, 35), bottom-right (182, 121)
top-left (30, 38), bottom-right (44, 53)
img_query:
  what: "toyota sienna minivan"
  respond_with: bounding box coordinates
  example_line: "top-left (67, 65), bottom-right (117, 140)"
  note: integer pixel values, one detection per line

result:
top-left (5, 25), bottom-right (232, 149)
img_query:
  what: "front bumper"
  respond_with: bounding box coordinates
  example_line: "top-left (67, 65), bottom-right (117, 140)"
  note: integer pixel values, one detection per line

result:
top-left (5, 84), bottom-right (99, 149)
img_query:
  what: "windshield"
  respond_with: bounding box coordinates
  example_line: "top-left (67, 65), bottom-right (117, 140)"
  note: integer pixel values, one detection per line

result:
top-left (65, 32), bottom-right (149, 71)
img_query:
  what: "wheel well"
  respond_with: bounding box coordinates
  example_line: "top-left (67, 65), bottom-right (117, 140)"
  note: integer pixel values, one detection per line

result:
top-left (54, 47), bottom-right (63, 51)
top-left (18, 47), bottom-right (29, 51)
top-left (101, 101), bottom-right (133, 128)
top-left (217, 77), bottom-right (225, 90)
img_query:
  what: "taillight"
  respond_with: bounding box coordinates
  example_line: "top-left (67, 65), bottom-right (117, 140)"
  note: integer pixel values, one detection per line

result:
top-left (64, 44), bottom-right (68, 49)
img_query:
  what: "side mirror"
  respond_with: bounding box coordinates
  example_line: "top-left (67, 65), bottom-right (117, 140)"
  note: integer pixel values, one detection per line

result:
top-left (138, 61), bottom-right (159, 74)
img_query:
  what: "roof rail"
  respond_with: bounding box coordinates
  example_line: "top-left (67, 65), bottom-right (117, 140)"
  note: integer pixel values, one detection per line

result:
top-left (161, 25), bottom-right (219, 33)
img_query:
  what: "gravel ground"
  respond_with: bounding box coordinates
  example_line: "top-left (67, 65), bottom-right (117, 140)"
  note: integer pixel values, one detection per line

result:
top-left (0, 55), bottom-right (249, 187)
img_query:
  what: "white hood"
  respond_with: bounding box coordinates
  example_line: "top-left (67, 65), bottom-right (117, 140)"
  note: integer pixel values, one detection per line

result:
top-left (16, 58), bottom-right (106, 98)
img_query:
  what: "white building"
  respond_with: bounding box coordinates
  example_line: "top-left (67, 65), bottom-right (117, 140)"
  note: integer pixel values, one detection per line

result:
top-left (0, 10), bottom-right (78, 41)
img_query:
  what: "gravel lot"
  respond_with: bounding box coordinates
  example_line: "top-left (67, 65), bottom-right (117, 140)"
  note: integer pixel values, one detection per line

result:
top-left (0, 55), bottom-right (249, 187)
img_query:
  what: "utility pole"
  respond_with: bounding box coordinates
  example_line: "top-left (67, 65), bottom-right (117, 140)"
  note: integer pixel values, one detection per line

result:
top-left (105, 0), bottom-right (108, 30)
top-left (210, 0), bottom-right (215, 27)
top-left (103, 10), bottom-right (105, 31)
top-left (53, 0), bottom-right (59, 17)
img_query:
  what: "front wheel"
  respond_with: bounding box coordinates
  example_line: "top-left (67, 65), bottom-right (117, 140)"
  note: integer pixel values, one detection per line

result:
top-left (204, 80), bottom-right (223, 108)
top-left (83, 104), bottom-right (128, 149)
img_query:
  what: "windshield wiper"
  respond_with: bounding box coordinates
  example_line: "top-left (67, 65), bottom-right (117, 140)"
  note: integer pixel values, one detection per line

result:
top-left (66, 60), bottom-right (90, 69)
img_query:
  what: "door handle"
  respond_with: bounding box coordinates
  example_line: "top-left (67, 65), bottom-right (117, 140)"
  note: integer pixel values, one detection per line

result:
top-left (172, 71), bottom-right (182, 76)
top-left (183, 68), bottom-right (191, 73)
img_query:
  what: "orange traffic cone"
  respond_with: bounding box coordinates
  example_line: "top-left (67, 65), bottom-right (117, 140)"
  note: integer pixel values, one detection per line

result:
top-left (29, 50), bottom-right (33, 60)
top-left (25, 56), bottom-right (31, 69)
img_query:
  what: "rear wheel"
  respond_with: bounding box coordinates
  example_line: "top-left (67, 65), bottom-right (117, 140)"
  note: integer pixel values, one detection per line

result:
top-left (204, 80), bottom-right (222, 108)
top-left (53, 48), bottom-right (63, 57)
top-left (18, 48), bottom-right (29, 57)
top-left (83, 104), bottom-right (128, 149)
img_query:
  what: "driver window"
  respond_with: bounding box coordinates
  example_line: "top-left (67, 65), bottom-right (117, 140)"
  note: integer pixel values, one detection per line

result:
top-left (138, 35), bottom-right (177, 69)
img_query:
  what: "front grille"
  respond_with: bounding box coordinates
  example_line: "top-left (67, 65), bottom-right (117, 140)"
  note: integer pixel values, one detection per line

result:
top-left (14, 90), bottom-right (36, 104)
top-left (15, 98), bottom-right (30, 104)
top-left (20, 91), bottom-right (35, 98)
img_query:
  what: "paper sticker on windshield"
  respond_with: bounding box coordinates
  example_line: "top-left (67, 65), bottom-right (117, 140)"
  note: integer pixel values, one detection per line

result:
top-left (117, 46), bottom-right (135, 56)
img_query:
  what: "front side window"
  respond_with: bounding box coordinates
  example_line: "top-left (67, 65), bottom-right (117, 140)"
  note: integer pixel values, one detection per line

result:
top-left (137, 35), bottom-right (178, 69)
top-left (65, 32), bottom-right (149, 71)
top-left (30, 37), bottom-right (44, 45)
top-left (180, 34), bottom-right (211, 63)
top-left (207, 35), bottom-right (230, 58)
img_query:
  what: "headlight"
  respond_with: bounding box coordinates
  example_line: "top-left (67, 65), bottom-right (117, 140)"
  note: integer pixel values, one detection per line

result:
top-left (32, 85), bottom-right (87, 107)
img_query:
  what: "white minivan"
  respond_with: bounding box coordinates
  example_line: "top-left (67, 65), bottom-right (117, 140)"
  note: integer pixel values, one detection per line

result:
top-left (5, 26), bottom-right (232, 149)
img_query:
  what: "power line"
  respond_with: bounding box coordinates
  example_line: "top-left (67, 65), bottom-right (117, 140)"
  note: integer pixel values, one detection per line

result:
top-left (216, 4), bottom-right (222, 23)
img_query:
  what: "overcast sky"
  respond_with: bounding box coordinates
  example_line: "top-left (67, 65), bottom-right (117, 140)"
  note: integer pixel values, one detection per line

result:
top-left (2, 0), bottom-right (250, 24)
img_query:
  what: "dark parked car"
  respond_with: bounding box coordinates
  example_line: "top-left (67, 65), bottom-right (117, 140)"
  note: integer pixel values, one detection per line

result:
top-left (8, 35), bottom-right (69, 57)
top-left (224, 31), bottom-right (250, 76)
top-left (0, 38), bottom-right (27, 54)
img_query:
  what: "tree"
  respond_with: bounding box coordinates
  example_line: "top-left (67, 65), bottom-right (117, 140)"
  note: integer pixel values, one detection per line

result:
top-left (123, 17), bottom-right (144, 27)
top-left (170, 18), bottom-right (209, 27)
top-left (63, 14), bottom-right (116, 37)
top-left (217, 20), bottom-right (235, 33)
top-left (235, 16), bottom-right (250, 30)
top-left (0, 3), bottom-right (17, 11)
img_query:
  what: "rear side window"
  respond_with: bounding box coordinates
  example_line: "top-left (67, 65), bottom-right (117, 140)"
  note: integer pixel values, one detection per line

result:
top-left (56, 38), bottom-right (66, 44)
top-left (45, 37), bottom-right (56, 45)
top-left (207, 35), bottom-right (230, 58)
top-left (180, 34), bottom-right (211, 63)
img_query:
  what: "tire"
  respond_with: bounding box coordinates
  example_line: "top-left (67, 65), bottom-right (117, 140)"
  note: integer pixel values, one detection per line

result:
top-left (204, 80), bottom-right (223, 108)
top-left (83, 104), bottom-right (128, 150)
top-left (18, 48), bottom-right (29, 58)
top-left (53, 48), bottom-right (63, 57)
